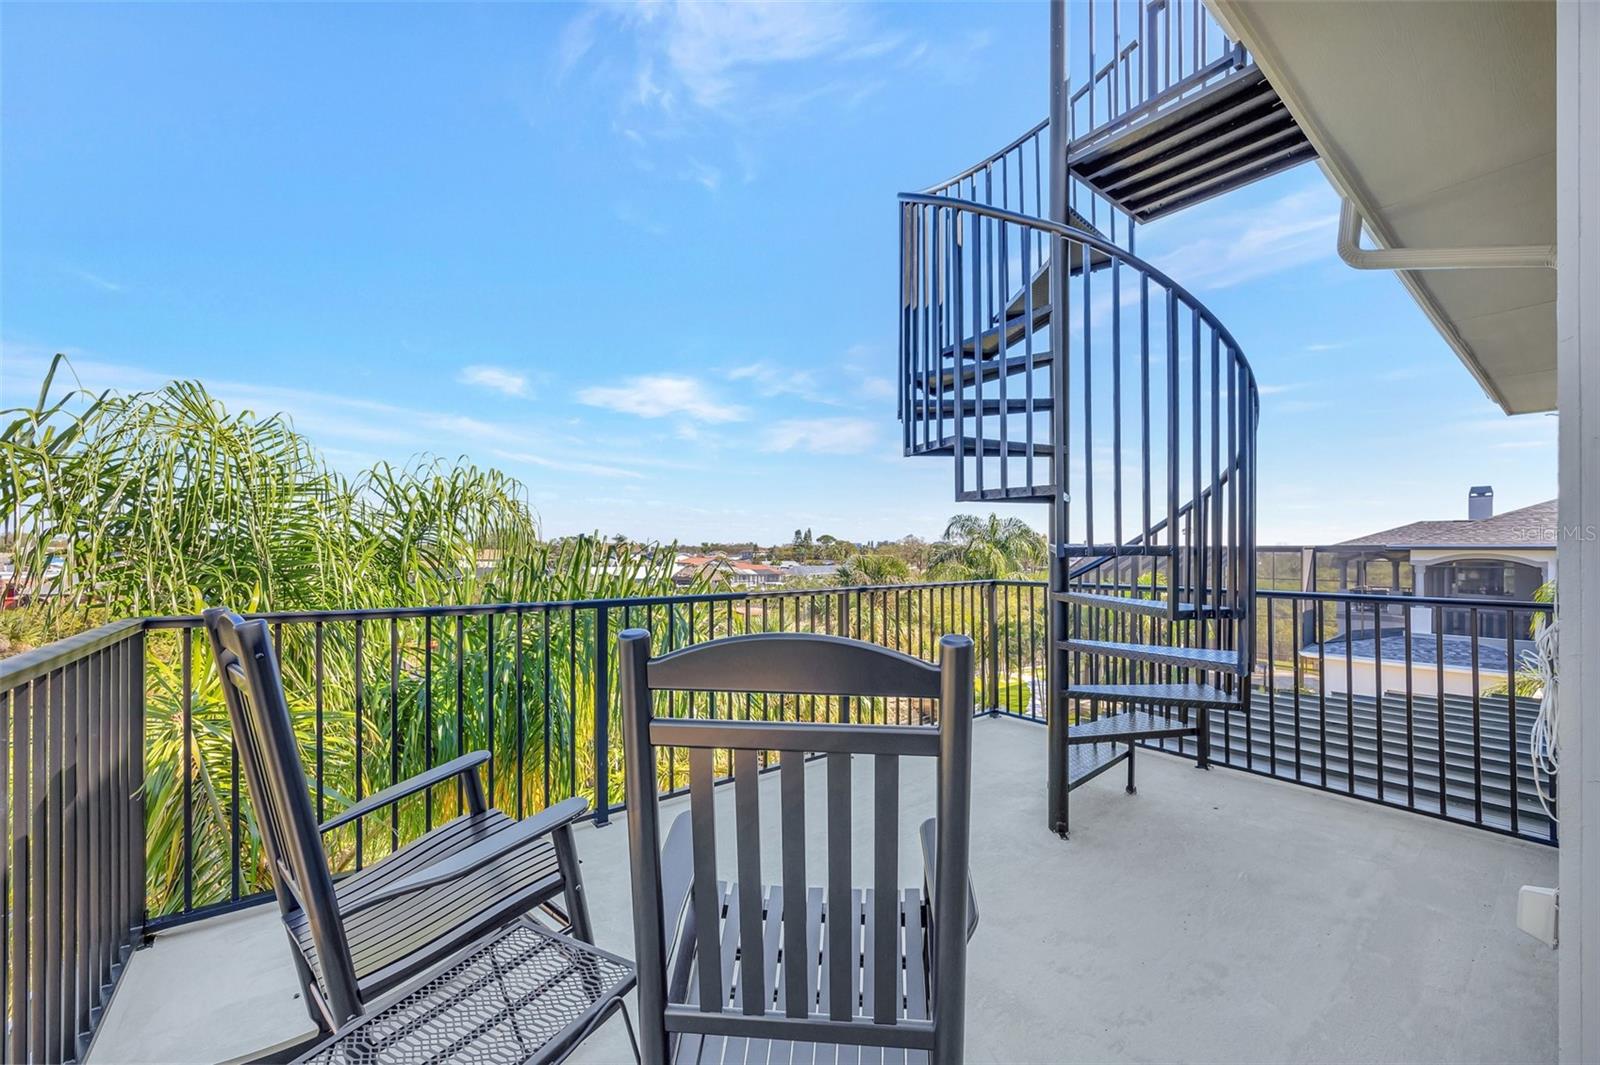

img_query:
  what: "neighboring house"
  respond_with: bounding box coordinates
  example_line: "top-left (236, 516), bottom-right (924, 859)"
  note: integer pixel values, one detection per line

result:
top-left (673, 554), bottom-right (790, 588)
top-left (1304, 487), bottom-right (1552, 696)
top-left (1334, 487), bottom-right (1554, 637)
top-left (672, 553), bottom-right (725, 586)
top-left (726, 562), bottom-right (786, 588)
top-left (778, 560), bottom-right (841, 581)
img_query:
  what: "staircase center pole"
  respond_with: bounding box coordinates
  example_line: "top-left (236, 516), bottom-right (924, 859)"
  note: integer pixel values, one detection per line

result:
top-left (1046, 0), bottom-right (1072, 836)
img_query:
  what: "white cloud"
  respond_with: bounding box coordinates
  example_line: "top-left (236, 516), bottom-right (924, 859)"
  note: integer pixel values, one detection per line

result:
top-left (856, 375), bottom-right (895, 400)
top-left (491, 449), bottom-right (644, 480)
top-left (644, 1), bottom-right (875, 111)
top-left (728, 360), bottom-right (823, 401)
top-left (554, 9), bottom-right (599, 80)
top-left (1454, 413), bottom-right (1558, 452)
top-left (0, 344), bottom-right (673, 481)
top-left (682, 158), bottom-right (722, 192)
top-left (458, 364), bottom-right (531, 398)
top-left (1144, 180), bottom-right (1340, 291)
top-left (575, 0), bottom-right (901, 129)
top-left (68, 267), bottom-right (122, 293)
top-left (578, 374), bottom-right (746, 422)
top-left (762, 416), bottom-right (877, 455)
top-left (612, 200), bottom-right (668, 237)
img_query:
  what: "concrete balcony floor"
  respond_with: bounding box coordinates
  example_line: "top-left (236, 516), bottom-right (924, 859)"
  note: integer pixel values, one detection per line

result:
top-left (92, 717), bottom-right (1556, 1064)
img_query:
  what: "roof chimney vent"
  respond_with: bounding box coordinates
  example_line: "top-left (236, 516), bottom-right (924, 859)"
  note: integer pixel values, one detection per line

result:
top-left (1469, 485), bottom-right (1494, 521)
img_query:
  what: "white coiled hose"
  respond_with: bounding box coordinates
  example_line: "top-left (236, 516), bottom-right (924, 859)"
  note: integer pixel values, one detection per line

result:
top-left (1525, 618), bottom-right (1559, 821)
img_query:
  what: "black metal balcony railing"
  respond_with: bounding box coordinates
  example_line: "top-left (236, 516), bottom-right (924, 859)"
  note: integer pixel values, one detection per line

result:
top-left (0, 579), bottom-right (1553, 1061)
top-left (0, 621), bottom-right (146, 1065)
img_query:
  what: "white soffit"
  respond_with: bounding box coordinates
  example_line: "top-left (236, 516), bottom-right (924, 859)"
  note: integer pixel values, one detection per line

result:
top-left (1209, 0), bottom-right (1556, 414)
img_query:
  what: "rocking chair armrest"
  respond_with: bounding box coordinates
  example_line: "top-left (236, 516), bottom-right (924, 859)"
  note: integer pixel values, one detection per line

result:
top-left (920, 818), bottom-right (979, 942)
top-left (320, 751), bottom-right (492, 833)
top-left (343, 796), bottom-right (591, 916)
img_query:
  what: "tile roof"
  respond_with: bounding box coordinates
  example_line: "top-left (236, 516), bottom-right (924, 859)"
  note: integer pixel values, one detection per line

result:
top-left (1338, 499), bottom-right (1557, 549)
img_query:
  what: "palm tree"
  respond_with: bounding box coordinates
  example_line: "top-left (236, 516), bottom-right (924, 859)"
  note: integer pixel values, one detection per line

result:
top-left (836, 552), bottom-right (912, 586)
top-left (930, 513), bottom-right (1046, 580)
top-left (3, 355), bottom-right (713, 914)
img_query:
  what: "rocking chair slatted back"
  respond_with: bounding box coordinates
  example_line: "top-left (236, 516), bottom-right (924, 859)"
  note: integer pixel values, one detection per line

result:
top-left (619, 629), bottom-right (975, 1065)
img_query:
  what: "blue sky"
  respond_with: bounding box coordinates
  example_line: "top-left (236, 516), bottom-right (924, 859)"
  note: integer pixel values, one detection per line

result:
top-left (1, 2), bottom-right (1556, 546)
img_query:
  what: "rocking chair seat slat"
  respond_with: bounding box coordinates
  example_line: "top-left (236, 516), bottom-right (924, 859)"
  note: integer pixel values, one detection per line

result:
top-left (288, 809), bottom-right (565, 999)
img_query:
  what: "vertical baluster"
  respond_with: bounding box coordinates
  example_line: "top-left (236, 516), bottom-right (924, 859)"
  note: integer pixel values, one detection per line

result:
top-left (1165, 291), bottom-right (1179, 619)
top-left (543, 608), bottom-right (552, 810)
top-left (485, 614), bottom-right (496, 808)
top-left (1404, 601), bottom-right (1416, 811)
top-left (1265, 599), bottom-right (1276, 776)
top-left (516, 609), bottom-right (526, 819)
top-left (44, 666), bottom-right (64, 1063)
top-left (970, 207), bottom-right (983, 497)
top-left (62, 649), bottom-right (80, 1051)
top-left (1316, 605), bottom-right (1328, 788)
top-left (1506, 608), bottom-right (1520, 835)
top-left (1374, 607), bottom-right (1385, 802)
top-left (355, 619), bottom-right (366, 869)
top-left (179, 631), bottom-right (193, 915)
top-left (1470, 607), bottom-right (1483, 824)
top-left (1436, 608), bottom-right (1447, 817)
top-left (30, 670), bottom-right (47, 1061)
top-left (998, 189), bottom-right (1011, 492)
top-left (1083, 236), bottom-right (1095, 550)
top-left (568, 608), bottom-right (578, 799)
top-left (1140, 274), bottom-right (1152, 546)
top-left (315, 621), bottom-right (326, 822)
top-left (1209, 333), bottom-right (1222, 621)
top-left (422, 616), bottom-right (434, 830)
top-left (390, 618), bottom-right (401, 851)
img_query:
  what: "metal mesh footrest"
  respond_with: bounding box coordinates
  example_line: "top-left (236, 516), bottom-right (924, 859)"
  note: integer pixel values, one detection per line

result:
top-left (299, 920), bottom-right (636, 1065)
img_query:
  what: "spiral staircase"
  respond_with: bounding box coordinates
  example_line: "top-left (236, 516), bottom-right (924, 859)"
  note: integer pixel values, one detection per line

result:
top-left (898, 0), bottom-right (1299, 837)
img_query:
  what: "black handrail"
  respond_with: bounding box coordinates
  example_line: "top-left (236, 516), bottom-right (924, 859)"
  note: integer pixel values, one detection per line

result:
top-left (897, 193), bottom-right (1260, 375)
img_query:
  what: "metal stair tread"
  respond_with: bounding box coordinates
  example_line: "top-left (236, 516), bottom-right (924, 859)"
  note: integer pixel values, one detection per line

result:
top-left (1069, 65), bottom-right (1317, 222)
top-left (1065, 742), bottom-right (1128, 791)
top-left (1060, 590), bottom-right (1167, 616)
top-left (1067, 710), bottom-right (1198, 743)
top-left (955, 485), bottom-right (1054, 503)
top-left (927, 435), bottom-right (1054, 458)
top-left (1057, 590), bottom-right (1239, 619)
top-left (1061, 638), bottom-right (1246, 674)
top-left (912, 349), bottom-right (1054, 393)
top-left (1067, 682), bottom-right (1239, 708)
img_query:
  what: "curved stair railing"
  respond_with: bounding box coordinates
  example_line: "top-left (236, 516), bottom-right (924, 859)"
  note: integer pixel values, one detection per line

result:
top-left (899, 124), bottom-right (1259, 839)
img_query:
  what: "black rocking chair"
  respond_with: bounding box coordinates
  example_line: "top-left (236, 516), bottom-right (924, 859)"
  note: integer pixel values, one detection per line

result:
top-left (202, 607), bottom-right (606, 1039)
top-left (619, 629), bottom-right (979, 1065)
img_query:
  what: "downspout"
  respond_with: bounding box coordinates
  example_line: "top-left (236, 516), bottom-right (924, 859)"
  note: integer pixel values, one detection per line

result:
top-left (1337, 197), bottom-right (1555, 270)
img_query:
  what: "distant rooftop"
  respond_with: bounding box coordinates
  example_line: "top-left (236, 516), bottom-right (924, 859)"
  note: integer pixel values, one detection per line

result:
top-left (1339, 499), bottom-right (1558, 549)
